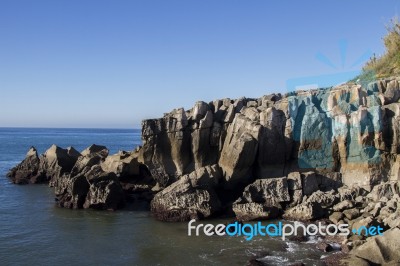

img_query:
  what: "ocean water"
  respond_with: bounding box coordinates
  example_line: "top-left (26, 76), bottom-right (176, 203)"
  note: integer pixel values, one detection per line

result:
top-left (0, 128), bottom-right (326, 266)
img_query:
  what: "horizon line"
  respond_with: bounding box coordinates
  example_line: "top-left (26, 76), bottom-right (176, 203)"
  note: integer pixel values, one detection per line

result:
top-left (0, 126), bottom-right (142, 130)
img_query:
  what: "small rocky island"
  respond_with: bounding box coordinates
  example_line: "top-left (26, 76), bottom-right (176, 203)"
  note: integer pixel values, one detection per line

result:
top-left (8, 77), bottom-right (400, 265)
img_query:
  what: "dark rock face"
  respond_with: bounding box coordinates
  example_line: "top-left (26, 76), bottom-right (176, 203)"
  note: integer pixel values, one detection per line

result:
top-left (83, 166), bottom-right (125, 210)
top-left (7, 147), bottom-right (42, 184)
top-left (54, 146), bottom-right (109, 209)
top-left (9, 144), bottom-right (154, 211)
top-left (8, 145), bottom-right (81, 184)
top-left (43, 145), bottom-right (81, 185)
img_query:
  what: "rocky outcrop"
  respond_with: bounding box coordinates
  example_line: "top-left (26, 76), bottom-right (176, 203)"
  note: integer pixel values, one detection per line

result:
top-left (54, 145), bottom-right (109, 209)
top-left (83, 165), bottom-right (125, 210)
top-left (344, 228), bottom-right (400, 265)
top-left (232, 177), bottom-right (289, 221)
top-left (43, 145), bottom-right (81, 186)
top-left (8, 77), bottom-right (400, 266)
top-left (140, 78), bottom-right (400, 193)
top-left (150, 165), bottom-right (222, 221)
top-left (10, 144), bottom-right (154, 211)
top-left (7, 145), bottom-right (81, 184)
top-left (101, 149), bottom-right (154, 194)
top-left (283, 202), bottom-right (325, 221)
top-left (8, 77), bottom-right (400, 226)
top-left (7, 147), bottom-right (42, 184)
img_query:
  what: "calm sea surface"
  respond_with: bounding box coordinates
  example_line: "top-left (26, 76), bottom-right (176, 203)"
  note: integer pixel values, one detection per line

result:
top-left (0, 128), bottom-right (326, 266)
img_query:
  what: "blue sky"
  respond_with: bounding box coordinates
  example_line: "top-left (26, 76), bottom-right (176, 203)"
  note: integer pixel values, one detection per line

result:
top-left (1, 0), bottom-right (399, 128)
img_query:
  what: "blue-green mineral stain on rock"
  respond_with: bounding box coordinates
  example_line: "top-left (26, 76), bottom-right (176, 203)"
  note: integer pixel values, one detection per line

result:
top-left (141, 77), bottom-right (400, 189)
top-left (287, 84), bottom-right (383, 171)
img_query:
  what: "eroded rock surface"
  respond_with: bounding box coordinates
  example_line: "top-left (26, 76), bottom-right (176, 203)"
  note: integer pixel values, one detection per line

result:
top-left (150, 165), bottom-right (222, 221)
top-left (7, 147), bottom-right (42, 184)
top-left (10, 145), bottom-right (154, 211)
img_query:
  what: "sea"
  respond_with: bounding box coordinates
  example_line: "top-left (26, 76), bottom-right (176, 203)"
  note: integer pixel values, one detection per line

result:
top-left (0, 128), bottom-right (327, 266)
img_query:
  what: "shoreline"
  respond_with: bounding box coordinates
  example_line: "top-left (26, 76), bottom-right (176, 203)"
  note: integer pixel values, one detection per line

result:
top-left (7, 77), bottom-right (400, 265)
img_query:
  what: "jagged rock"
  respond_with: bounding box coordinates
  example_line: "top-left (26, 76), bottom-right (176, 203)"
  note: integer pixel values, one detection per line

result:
top-left (345, 228), bottom-right (400, 265)
top-left (81, 144), bottom-right (108, 157)
top-left (7, 147), bottom-right (43, 184)
top-left (383, 208), bottom-right (400, 228)
top-left (288, 190), bottom-right (303, 208)
top-left (185, 164), bottom-right (221, 188)
top-left (83, 166), bottom-right (125, 210)
top-left (369, 202), bottom-right (383, 217)
top-left (343, 208), bottom-right (361, 220)
top-left (283, 202), bottom-right (324, 221)
top-left (333, 200), bottom-right (354, 212)
top-left (219, 114), bottom-right (261, 188)
top-left (305, 190), bottom-right (339, 208)
top-left (10, 77), bottom-right (400, 220)
top-left (106, 150), bottom-right (155, 195)
top-left (240, 177), bottom-right (290, 203)
top-left (101, 150), bottom-right (140, 178)
top-left (54, 173), bottom-right (89, 209)
top-left (316, 172), bottom-right (342, 191)
top-left (329, 212), bottom-right (343, 224)
top-left (367, 181), bottom-right (399, 202)
top-left (140, 104), bottom-right (220, 188)
top-left (137, 77), bottom-right (400, 201)
top-left (232, 177), bottom-right (290, 221)
top-left (287, 172), bottom-right (303, 207)
top-left (301, 172), bottom-right (319, 196)
top-left (150, 165), bottom-right (222, 221)
top-left (287, 172), bottom-right (302, 190)
top-left (383, 79), bottom-right (400, 104)
top-left (54, 145), bottom-right (110, 208)
top-left (338, 186), bottom-right (368, 201)
top-left (70, 146), bottom-right (108, 177)
top-left (232, 202), bottom-right (281, 221)
top-left (43, 145), bottom-right (81, 185)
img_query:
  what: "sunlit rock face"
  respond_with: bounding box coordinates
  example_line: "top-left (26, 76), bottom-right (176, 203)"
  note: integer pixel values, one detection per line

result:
top-left (141, 78), bottom-right (400, 191)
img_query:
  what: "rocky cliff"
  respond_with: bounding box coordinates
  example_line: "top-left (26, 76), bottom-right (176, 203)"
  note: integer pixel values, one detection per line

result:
top-left (8, 77), bottom-right (400, 263)
top-left (140, 78), bottom-right (400, 193)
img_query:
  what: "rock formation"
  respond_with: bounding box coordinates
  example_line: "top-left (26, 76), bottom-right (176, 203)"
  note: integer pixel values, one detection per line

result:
top-left (7, 147), bottom-right (42, 184)
top-left (8, 77), bottom-right (400, 264)
top-left (140, 78), bottom-right (400, 194)
top-left (150, 164), bottom-right (222, 221)
top-left (8, 144), bottom-right (155, 211)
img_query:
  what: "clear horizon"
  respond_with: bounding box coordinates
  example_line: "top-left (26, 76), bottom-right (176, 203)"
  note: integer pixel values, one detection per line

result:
top-left (1, 0), bottom-right (399, 128)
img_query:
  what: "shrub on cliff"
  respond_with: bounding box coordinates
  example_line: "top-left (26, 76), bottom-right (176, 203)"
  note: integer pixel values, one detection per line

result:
top-left (358, 18), bottom-right (400, 82)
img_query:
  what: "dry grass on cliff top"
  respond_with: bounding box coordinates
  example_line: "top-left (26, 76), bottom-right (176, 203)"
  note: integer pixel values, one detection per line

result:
top-left (359, 18), bottom-right (400, 81)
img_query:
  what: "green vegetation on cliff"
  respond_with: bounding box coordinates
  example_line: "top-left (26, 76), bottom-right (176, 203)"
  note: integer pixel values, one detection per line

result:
top-left (357, 18), bottom-right (400, 82)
